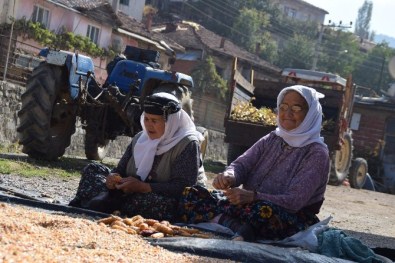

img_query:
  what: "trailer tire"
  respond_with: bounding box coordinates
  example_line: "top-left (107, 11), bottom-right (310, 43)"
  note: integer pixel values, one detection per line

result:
top-left (349, 158), bottom-right (368, 189)
top-left (17, 63), bottom-right (76, 160)
top-left (362, 173), bottom-right (376, 191)
top-left (227, 143), bottom-right (249, 166)
top-left (328, 132), bottom-right (353, 186)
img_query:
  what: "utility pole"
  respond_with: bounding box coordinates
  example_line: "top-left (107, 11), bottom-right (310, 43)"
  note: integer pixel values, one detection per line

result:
top-left (311, 21), bottom-right (352, 71)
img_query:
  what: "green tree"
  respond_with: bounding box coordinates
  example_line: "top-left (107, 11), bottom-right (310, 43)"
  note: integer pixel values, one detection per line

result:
top-left (190, 56), bottom-right (227, 100)
top-left (231, 8), bottom-right (264, 51)
top-left (354, 0), bottom-right (373, 40)
top-left (353, 43), bottom-right (395, 94)
top-left (276, 34), bottom-right (314, 69)
top-left (319, 30), bottom-right (361, 77)
top-left (230, 8), bottom-right (277, 63)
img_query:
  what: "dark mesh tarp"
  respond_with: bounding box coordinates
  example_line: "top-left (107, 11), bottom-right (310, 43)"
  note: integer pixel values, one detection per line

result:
top-left (149, 237), bottom-right (355, 263)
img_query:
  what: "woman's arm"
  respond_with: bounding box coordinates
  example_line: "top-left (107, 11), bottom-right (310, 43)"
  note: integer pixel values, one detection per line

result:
top-left (150, 141), bottom-right (200, 197)
top-left (227, 134), bottom-right (270, 186)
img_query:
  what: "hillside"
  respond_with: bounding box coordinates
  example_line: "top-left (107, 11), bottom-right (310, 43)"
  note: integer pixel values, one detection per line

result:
top-left (375, 34), bottom-right (395, 48)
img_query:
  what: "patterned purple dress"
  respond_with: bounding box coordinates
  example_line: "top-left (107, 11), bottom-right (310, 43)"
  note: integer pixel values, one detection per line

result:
top-left (178, 131), bottom-right (330, 240)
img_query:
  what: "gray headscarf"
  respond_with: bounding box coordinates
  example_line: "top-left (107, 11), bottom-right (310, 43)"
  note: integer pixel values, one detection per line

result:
top-left (275, 85), bottom-right (327, 148)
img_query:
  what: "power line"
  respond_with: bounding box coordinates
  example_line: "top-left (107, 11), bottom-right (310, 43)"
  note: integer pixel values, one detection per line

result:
top-left (175, 2), bottom-right (387, 74)
top-left (312, 21), bottom-right (352, 70)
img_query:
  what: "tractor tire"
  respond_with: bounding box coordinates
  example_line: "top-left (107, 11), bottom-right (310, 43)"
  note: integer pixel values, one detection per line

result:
top-left (349, 158), bottom-right (368, 189)
top-left (227, 143), bottom-right (249, 166)
top-left (196, 126), bottom-right (208, 160)
top-left (17, 63), bottom-right (76, 161)
top-left (84, 131), bottom-right (109, 161)
top-left (328, 132), bottom-right (353, 186)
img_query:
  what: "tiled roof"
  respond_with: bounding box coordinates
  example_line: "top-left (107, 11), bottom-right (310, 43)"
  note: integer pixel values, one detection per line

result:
top-left (53, 0), bottom-right (108, 9)
top-left (157, 22), bottom-right (280, 73)
top-left (50, 1), bottom-right (183, 51)
top-left (117, 12), bottom-right (184, 52)
top-left (52, 0), bottom-right (121, 27)
top-left (297, 0), bottom-right (329, 14)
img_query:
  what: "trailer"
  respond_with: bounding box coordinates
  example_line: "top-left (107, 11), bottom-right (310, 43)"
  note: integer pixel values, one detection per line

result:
top-left (224, 58), bottom-right (368, 188)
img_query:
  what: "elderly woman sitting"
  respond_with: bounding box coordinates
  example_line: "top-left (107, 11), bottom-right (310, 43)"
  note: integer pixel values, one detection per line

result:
top-left (178, 85), bottom-right (330, 242)
top-left (69, 92), bottom-right (203, 221)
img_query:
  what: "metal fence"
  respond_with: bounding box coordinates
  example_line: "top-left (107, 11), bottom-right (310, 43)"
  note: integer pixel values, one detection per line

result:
top-left (0, 27), bottom-right (107, 86)
top-left (0, 28), bottom-right (43, 85)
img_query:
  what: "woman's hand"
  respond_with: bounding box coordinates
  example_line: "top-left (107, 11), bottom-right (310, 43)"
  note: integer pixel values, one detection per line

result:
top-left (115, 176), bottom-right (151, 193)
top-left (105, 173), bottom-right (122, 189)
top-left (224, 188), bottom-right (254, 205)
top-left (212, 172), bottom-right (236, 190)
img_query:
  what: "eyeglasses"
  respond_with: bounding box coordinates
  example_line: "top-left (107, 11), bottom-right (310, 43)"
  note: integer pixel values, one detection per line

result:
top-left (278, 103), bottom-right (304, 113)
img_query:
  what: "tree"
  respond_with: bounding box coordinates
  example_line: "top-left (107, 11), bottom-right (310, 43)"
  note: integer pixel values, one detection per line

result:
top-left (190, 56), bottom-right (227, 100)
top-left (230, 8), bottom-right (277, 63)
top-left (353, 43), bottom-right (395, 94)
top-left (231, 8), bottom-right (264, 51)
top-left (319, 29), bottom-right (361, 77)
top-left (354, 0), bottom-right (373, 40)
top-left (276, 34), bottom-right (315, 69)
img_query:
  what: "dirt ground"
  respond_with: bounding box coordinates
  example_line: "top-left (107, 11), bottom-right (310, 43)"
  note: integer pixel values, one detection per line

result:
top-left (0, 155), bottom-right (395, 256)
top-left (317, 184), bottom-right (395, 250)
top-left (204, 172), bottom-right (395, 252)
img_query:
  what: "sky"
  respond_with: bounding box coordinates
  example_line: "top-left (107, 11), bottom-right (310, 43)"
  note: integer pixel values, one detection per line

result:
top-left (303, 0), bottom-right (395, 38)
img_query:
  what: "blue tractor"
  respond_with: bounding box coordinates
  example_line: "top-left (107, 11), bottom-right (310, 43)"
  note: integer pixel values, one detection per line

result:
top-left (17, 46), bottom-right (206, 161)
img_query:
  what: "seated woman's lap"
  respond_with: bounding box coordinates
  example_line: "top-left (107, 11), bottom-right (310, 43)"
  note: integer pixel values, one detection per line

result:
top-left (178, 186), bottom-right (319, 240)
top-left (122, 193), bottom-right (177, 221)
top-left (74, 163), bottom-right (178, 221)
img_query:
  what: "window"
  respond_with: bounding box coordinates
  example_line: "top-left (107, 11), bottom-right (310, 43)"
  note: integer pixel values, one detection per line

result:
top-left (120, 0), bottom-right (130, 6)
top-left (32, 5), bottom-right (50, 28)
top-left (284, 6), bottom-right (297, 19)
top-left (86, 25), bottom-right (100, 44)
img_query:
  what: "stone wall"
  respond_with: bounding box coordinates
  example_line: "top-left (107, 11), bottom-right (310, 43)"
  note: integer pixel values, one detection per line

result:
top-left (0, 81), bottom-right (227, 162)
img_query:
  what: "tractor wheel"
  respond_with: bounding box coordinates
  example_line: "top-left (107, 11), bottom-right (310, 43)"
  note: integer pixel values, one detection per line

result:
top-left (17, 63), bottom-right (76, 161)
top-left (84, 131), bottom-right (109, 161)
top-left (328, 132), bottom-right (353, 186)
top-left (349, 158), bottom-right (368, 189)
top-left (196, 126), bottom-right (208, 160)
top-left (227, 143), bottom-right (249, 166)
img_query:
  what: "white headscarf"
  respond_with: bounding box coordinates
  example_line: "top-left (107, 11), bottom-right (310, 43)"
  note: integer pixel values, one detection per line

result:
top-left (275, 85), bottom-right (327, 148)
top-left (133, 93), bottom-right (203, 181)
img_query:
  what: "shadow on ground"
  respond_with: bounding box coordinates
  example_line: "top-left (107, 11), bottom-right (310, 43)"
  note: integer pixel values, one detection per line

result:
top-left (341, 229), bottom-right (395, 260)
top-left (0, 153), bottom-right (116, 173)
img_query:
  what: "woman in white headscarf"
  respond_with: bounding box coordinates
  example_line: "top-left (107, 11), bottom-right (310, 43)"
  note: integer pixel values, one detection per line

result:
top-left (179, 85), bottom-right (330, 242)
top-left (70, 92), bottom-right (204, 221)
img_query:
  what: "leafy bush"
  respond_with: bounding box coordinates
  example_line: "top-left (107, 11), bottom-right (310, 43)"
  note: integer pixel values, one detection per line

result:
top-left (11, 19), bottom-right (113, 58)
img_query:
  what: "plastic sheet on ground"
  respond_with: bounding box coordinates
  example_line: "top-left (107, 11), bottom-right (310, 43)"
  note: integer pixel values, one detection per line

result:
top-left (149, 237), bottom-right (355, 263)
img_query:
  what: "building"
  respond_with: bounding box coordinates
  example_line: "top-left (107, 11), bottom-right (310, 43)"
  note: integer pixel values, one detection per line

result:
top-left (0, 0), bottom-right (183, 82)
top-left (274, 0), bottom-right (328, 24)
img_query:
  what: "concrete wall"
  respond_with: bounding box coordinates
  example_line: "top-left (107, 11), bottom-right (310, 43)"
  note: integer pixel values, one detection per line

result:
top-left (0, 81), bottom-right (227, 162)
